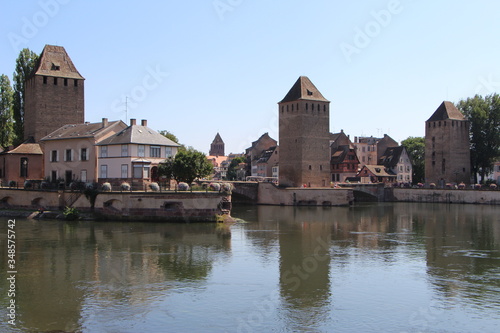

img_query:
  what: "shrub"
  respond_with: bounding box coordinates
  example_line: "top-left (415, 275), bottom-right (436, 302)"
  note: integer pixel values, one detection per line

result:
top-left (63, 206), bottom-right (79, 221)
top-left (178, 182), bottom-right (190, 191)
top-left (24, 180), bottom-right (33, 189)
top-left (149, 182), bottom-right (160, 192)
top-left (120, 182), bottom-right (131, 191)
top-left (41, 181), bottom-right (51, 190)
top-left (101, 182), bottom-right (112, 192)
top-left (209, 183), bottom-right (221, 191)
top-left (221, 183), bottom-right (233, 193)
top-left (8, 180), bottom-right (16, 188)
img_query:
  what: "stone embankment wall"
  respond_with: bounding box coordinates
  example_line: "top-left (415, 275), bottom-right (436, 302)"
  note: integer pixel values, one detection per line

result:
top-left (0, 189), bottom-right (228, 222)
top-left (391, 188), bottom-right (500, 205)
top-left (257, 182), bottom-right (354, 206)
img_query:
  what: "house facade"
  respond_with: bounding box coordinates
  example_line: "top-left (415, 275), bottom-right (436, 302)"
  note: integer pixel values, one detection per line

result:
top-left (0, 143), bottom-right (44, 185)
top-left (357, 165), bottom-right (396, 184)
top-left (256, 146), bottom-right (279, 179)
top-left (245, 133), bottom-right (277, 177)
top-left (96, 119), bottom-right (180, 185)
top-left (330, 130), bottom-right (359, 183)
top-left (40, 119), bottom-right (127, 184)
top-left (378, 146), bottom-right (413, 184)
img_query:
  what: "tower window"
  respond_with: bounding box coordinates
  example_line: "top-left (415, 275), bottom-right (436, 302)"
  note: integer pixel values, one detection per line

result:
top-left (43, 76), bottom-right (47, 84)
top-left (74, 80), bottom-right (78, 87)
top-left (53, 77), bottom-right (58, 85)
top-left (309, 165), bottom-right (312, 170)
top-left (64, 78), bottom-right (68, 86)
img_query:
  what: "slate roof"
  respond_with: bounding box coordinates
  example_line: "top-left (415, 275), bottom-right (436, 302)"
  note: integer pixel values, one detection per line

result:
top-left (279, 76), bottom-right (329, 103)
top-left (427, 101), bottom-right (465, 122)
top-left (1, 143), bottom-right (43, 155)
top-left (331, 146), bottom-right (349, 164)
top-left (257, 146), bottom-right (277, 164)
top-left (97, 125), bottom-right (180, 146)
top-left (33, 45), bottom-right (84, 80)
top-left (379, 146), bottom-right (407, 168)
top-left (40, 120), bottom-right (125, 141)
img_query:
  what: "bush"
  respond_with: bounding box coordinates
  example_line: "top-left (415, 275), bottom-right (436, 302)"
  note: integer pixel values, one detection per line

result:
top-left (178, 182), bottom-right (190, 191)
top-left (24, 180), bottom-right (33, 189)
top-left (63, 206), bottom-right (79, 221)
top-left (41, 181), bottom-right (51, 190)
top-left (149, 182), bottom-right (160, 192)
top-left (221, 183), bottom-right (233, 193)
top-left (120, 182), bottom-right (131, 191)
top-left (209, 183), bottom-right (221, 191)
top-left (101, 182), bottom-right (112, 192)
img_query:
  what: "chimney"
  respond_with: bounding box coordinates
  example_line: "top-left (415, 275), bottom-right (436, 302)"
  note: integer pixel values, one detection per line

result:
top-left (102, 118), bottom-right (108, 127)
top-left (141, 119), bottom-right (147, 127)
top-left (130, 118), bottom-right (136, 126)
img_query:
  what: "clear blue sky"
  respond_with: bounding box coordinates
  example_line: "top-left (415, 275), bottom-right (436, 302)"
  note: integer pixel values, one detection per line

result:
top-left (1, 0), bottom-right (499, 154)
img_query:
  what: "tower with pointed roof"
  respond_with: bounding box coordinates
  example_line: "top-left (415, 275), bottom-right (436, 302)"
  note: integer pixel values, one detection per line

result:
top-left (209, 133), bottom-right (225, 156)
top-left (425, 101), bottom-right (471, 185)
top-left (278, 76), bottom-right (331, 187)
top-left (24, 45), bottom-right (85, 142)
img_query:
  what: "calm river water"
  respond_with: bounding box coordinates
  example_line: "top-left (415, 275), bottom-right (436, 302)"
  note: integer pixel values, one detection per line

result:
top-left (1, 203), bottom-right (500, 332)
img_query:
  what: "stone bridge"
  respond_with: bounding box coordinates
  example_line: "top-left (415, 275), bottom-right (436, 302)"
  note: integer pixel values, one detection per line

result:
top-left (338, 183), bottom-right (389, 202)
top-left (229, 181), bottom-right (259, 203)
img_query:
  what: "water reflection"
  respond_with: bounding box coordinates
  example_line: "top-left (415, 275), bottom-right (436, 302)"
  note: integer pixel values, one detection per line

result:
top-left (0, 221), bottom-right (231, 332)
top-left (1, 203), bottom-right (499, 332)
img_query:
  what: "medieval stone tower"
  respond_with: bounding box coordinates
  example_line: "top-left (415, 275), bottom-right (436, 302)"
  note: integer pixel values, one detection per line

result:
top-left (425, 101), bottom-right (471, 185)
top-left (24, 45), bottom-right (85, 142)
top-left (209, 132), bottom-right (225, 156)
top-left (278, 76), bottom-right (331, 187)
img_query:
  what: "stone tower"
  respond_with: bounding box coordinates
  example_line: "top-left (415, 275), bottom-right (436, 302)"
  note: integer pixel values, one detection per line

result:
top-left (425, 101), bottom-right (471, 185)
top-left (209, 133), bottom-right (225, 156)
top-left (24, 45), bottom-right (85, 142)
top-left (278, 76), bottom-right (331, 187)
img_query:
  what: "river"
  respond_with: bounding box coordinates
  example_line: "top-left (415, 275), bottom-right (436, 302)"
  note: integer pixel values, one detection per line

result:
top-left (1, 202), bottom-right (499, 332)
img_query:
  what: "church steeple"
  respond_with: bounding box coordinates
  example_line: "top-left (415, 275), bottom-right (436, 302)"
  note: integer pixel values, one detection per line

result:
top-left (209, 132), bottom-right (225, 156)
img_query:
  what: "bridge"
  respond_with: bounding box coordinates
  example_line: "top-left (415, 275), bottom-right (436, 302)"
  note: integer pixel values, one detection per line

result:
top-left (337, 183), bottom-right (388, 202)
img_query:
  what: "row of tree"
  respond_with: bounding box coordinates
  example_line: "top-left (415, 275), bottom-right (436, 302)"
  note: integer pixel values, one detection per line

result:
top-left (0, 48), bottom-right (39, 148)
top-left (402, 93), bottom-right (500, 184)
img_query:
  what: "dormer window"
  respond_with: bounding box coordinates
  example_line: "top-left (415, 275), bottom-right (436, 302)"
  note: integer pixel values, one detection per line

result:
top-left (51, 63), bottom-right (60, 71)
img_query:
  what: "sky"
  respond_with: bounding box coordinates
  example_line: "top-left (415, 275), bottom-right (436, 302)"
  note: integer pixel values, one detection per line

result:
top-left (1, 0), bottom-right (499, 155)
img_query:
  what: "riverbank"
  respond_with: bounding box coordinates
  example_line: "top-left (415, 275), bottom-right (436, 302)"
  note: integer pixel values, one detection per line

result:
top-left (0, 188), bottom-right (231, 222)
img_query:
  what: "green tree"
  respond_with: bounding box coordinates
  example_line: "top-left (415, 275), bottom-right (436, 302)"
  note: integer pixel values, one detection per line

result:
top-left (159, 148), bottom-right (213, 184)
top-left (401, 136), bottom-right (425, 184)
top-left (158, 130), bottom-right (188, 151)
top-left (457, 94), bottom-right (500, 183)
top-left (0, 74), bottom-right (15, 148)
top-left (225, 156), bottom-right (246, 181)
top-left (13, 48), bottom-right (38, 143)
